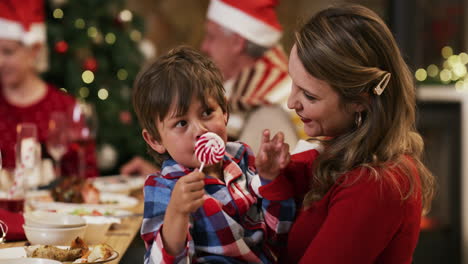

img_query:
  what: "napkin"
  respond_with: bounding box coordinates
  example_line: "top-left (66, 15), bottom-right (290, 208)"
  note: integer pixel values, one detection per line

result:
top-left (0, 209), bottom-right (26, 241)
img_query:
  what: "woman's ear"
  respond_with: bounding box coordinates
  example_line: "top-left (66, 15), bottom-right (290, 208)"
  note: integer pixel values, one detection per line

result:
top-left (142, 129), bottom-right (166, 154)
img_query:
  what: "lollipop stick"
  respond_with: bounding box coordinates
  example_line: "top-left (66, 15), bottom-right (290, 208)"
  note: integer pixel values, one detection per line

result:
top-left (199, 162), bottom-right (205, 172)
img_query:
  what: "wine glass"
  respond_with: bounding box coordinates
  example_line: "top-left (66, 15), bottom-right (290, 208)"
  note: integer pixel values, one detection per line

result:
top-left (68, 101), bottom-right (98, 178)
top-left (14, 122), bottom-right (39, 193)
top-left (46, 112), bottom-right (69, 179)
top-left (16, 123), bottom-right (39, 170)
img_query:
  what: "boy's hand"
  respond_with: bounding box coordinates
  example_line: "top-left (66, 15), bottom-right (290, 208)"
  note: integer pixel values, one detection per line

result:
top-left (168, 170), bottom-right (205, 215)
top-left (256, 129), bottom-right (290, 180)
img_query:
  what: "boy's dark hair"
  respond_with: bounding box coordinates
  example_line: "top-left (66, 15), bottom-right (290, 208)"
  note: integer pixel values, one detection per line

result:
top-left (133, 46), bottom-right (227, 166)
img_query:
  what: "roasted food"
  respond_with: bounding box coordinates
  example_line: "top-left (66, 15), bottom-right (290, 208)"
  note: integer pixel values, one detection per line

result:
top-left (27, 245), bottom-right (84, 261)
top-left (24, 237), bottom-right (115, 263)
top-left (51, 177), bottom-right (100, 203)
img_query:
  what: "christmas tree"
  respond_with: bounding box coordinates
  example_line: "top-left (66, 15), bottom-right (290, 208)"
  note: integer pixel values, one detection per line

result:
top-left (43, 0), bottom-right (153, 174)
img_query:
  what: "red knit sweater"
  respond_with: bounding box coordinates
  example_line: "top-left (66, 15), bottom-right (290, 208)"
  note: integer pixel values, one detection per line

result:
top-left (0, 84), bottom-right (97, 178)
top-left (282, 149), bottom-right (422, 264)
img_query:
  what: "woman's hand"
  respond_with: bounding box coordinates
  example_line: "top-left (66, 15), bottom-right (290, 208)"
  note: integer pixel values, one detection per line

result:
top-left (256, 129), bottom-right (290, 180)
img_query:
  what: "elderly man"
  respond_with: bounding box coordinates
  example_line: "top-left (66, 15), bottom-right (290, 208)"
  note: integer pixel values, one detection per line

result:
top-left (201, 0), bottom-right (299, 152)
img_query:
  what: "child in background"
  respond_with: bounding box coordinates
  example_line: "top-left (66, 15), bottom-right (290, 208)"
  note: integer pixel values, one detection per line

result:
top-left (133, 46), bottom-right (295, 264)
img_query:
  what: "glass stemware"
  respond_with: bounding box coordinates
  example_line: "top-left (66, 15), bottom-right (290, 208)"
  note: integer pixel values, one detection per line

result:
top-left (46, 112), bottom-right (69, 179)
top-left (16, 123), bottom-right (41, 190)
top-left (68, 102), bottom-right (98, 178)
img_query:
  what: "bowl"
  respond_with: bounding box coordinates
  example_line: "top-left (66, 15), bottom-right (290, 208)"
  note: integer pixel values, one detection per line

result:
top-left (82, 216), bottom-right (119, 244)
top-left (23, 224), bottom-right (87, 245)
top-left (24, 211), bottom-right (86, 228)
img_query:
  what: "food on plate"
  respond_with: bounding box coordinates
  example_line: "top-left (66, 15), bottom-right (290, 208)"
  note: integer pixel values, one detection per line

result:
top-left (51, 177), bottom-right (100, 204)
top-left (25, 237), bottom-right (87, 261)
top-left (27, 245), bottom-right (84, 262)
top-left (78, 244), bottom-right (114, 263)
top-left (69, 208), bottom-right (111, 216)
top-left (24, 236), bottom-right (115, 263)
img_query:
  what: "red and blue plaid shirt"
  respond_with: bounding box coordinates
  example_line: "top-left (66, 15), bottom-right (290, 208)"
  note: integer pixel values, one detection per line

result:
top-left (141, 142), bottom-right (295, 264)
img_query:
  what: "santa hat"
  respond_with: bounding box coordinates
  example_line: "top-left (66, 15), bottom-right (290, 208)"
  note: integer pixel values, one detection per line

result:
top-left (0, 0), bottom-right (47, 71)
top-left (207, 0), bottom-right (282, 47)
top-left (0, 0), bottom-right (46, 45)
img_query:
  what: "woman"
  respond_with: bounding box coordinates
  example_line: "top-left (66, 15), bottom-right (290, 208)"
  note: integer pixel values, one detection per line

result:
top-left (282, 4), bottom-right (435, 263)
top-left (0, 0), bottom-right (97, 178)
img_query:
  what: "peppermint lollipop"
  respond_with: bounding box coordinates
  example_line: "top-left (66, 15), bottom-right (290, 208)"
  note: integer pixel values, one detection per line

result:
top-left (195, 132), bottom-right (225, 171)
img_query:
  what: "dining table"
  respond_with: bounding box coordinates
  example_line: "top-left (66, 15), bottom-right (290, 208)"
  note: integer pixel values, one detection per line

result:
top-left (0, 184), bottom-right (145, 264)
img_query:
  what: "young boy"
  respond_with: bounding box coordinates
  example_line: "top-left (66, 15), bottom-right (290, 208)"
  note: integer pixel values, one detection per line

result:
top-left (133, 46), bottom-right (295, 264)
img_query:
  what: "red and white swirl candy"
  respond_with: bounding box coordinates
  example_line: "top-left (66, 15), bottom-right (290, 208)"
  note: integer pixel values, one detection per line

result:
top-left (195, 132), bottom-right (225, 171)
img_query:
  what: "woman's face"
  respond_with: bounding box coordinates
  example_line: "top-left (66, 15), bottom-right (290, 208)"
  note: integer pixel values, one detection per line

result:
top-left (287, 45), bottom-right (358, 138)
top-left (0, 39), bottom-right (36, 87)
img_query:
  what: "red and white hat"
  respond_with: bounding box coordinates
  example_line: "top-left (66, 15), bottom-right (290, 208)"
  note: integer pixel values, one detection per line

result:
top-left (207, 0), bottom-right (282, 47)
top-left (0, 0), bottom-right (46, 45)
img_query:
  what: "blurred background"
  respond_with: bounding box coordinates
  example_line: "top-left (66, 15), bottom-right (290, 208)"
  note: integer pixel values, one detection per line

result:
top-left (41, 0), bottom-right (467, 263)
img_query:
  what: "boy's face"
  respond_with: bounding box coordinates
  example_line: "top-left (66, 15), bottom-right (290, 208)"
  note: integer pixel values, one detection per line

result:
top-left (144, 95), bottom-right (228, 169)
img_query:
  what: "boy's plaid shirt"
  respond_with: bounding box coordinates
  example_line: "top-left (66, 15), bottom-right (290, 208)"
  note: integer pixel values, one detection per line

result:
top-left (141, 142), bottom-right (295, 264)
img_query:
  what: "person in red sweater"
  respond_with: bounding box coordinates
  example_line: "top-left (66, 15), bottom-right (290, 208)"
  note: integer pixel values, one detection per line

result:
top-left (0, 0), bottom-right (98, 179)
top-left (279, 4), bottom-right (435, 263)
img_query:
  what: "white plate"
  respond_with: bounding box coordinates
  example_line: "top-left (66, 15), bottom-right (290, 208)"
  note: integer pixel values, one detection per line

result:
top-left (0, 257), bottom-right (61, 264)
top-left (92, 175), bottom-right (145, 194)
top-left (55, 207), bottom-right (133, 218)
top-left (29, 193), bottom-right (138, 210)
top-left (0, 246), bottom-right (118, 263)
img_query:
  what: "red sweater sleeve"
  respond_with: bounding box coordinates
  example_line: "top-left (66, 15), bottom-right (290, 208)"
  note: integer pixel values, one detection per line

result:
top-left (288, 168), bottom-right (422, 264)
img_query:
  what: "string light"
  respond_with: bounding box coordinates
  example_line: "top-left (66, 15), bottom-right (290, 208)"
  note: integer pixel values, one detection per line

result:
top-left (79, 87), bottom-right (90, 98)
top-left (98, 88), bottom-right (109, 100)
top-left (441, 46), bottom-right (453, 59)
top-left (53, 9), bottom-right (64, 19)
top-left (119, 10), bottom-right (133, 22)
top-left (415, 69), bottom-right (427, 81)
top-left (130, 30), bottom-right (142, 42)
top-left (87, 26), bottom-right (98, 38)
top-left (105, 33), bottom-right (116, 44)
top-left (440, 69), bottom-right (452, 83)
top-left (75, 19), bottom-right (86, 29)
top-left (82, 70), bottom-right (95, 84)
top-left (427, 64), bottom-right (439, 78)
top-left (117, 69), bottom-right (128, 80)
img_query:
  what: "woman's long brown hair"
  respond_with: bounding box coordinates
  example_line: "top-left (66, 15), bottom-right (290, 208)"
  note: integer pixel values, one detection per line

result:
top-left (295, 4), bottom-right (435, 214)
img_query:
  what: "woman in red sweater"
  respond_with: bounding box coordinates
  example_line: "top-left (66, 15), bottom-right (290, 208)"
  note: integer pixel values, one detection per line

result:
top-left (281, 4), bottom-right (435, 263)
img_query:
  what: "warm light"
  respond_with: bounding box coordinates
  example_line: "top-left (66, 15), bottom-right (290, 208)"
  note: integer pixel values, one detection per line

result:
top-left (441, 46), bottom-right (453, 59)
top-left (455, 81), bottom-right (465, 90)
top-left (75, 19), bottom-right (86, 29)
top-left (130, 30), bottom-right (142, 42)
top-left (453, 64), bottom-right (467, 78)
top-left (105, 33), bottom-right (116, 44)
top-left (53, 9), bottom-right (64, 19)
top-left (427, 64), bottom-right (439, 78)
top-left (119, 10), bottom-right (133, 22)
top-left (440, 69), bottom-right (452, 82)
top-left (447, 55), bottom-right (460, 67)
top-left (98, 88), bottom-right (109, 100)
top-left (460, 52), bottom-right (468, 65)
top-left (87, 27), bottom-right (98, 38)
top-left (117, 69), bottom-right (128, 80)
top-left (415, 69), bottom-right (427, 81)
top-left (79, 87), bottom-right (90, 98)
top-left (82, 70), bottom-right (95, 84)
top-left (59, 88), bottom-right (67, 93)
